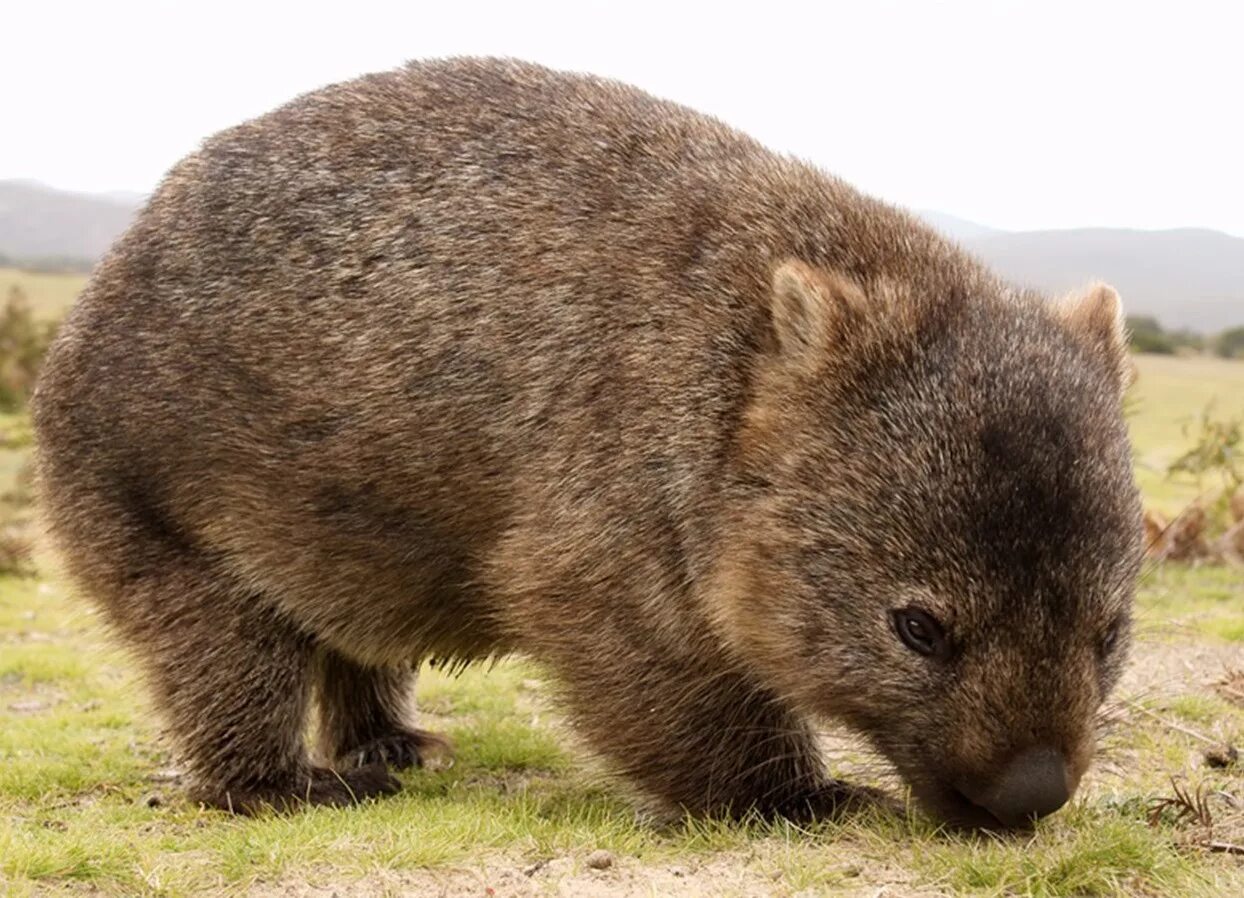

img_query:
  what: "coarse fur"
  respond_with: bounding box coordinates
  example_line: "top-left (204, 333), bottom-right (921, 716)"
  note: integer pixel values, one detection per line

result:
top-left (32, 57), bottom-right (1142, 825)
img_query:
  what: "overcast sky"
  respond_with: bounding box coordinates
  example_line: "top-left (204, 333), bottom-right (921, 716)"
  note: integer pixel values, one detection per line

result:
top-left (5, 0), bottom-right (1243, 235)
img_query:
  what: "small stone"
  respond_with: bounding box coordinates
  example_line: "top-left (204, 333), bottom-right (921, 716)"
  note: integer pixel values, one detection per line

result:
top-left (7, 700), bottom-right (49, 713)
top-left (585, 849), bottom-right (614, 870)
top-left (1205, 744), bottom-right (1239, 769)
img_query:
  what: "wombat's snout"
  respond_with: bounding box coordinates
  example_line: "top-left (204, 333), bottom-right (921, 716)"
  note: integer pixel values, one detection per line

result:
top-left (958, 746), bottom-right (1072, 829)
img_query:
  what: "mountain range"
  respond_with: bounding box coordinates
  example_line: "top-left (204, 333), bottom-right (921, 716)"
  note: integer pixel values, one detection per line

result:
top-left (922, 211), bottom-right (1243, 333)
top-left (0, 179), bottom-right (141, 263)
top-left (1, 181), bottom-right (1240, 332)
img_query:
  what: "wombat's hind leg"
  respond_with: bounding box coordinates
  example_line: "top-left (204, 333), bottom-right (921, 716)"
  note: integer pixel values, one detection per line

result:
top-left (128, 566), bottom-right (399, 814)
top-left (314, 651), bottom-right (449, 771)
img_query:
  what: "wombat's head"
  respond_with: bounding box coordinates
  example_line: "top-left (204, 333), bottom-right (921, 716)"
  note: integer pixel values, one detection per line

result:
top-left (712, 258), bottom-right (1142, 829)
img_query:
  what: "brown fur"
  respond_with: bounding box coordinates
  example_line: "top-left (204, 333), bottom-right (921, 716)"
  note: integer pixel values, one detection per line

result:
top-left (31, 58), bottom-right (1142, 824)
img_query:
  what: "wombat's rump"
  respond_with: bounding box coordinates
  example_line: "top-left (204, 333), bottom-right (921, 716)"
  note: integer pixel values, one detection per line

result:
top-left (32, 58), bottom-right (1142, 826)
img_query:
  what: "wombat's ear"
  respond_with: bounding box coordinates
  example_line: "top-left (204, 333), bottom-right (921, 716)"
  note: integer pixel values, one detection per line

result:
top-left (769, 259), bottom-right (866, 369)
top-left (1059, 283), bottom-right (1135, 391)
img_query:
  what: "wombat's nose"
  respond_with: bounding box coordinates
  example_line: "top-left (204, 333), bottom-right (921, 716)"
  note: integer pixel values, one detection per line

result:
top-left (977, 746), bottom-right (1071, 828)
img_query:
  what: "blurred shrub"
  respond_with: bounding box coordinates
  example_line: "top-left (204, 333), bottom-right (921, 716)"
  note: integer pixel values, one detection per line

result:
top-left (0, 285), bottom-right (59, 411)
top-left (1215, 326), bottom-right (1244, 360)
top-left (0, 524), bottom-right (34, 576)
top-left (1126, 315), bottom-right (1207, 355)
top-left (1169, 402), bottom-right (1242, 493)
top-left (1127, 315), bottom-right (1175, 354)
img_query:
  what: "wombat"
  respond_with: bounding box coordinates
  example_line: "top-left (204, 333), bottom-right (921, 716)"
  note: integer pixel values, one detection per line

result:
top-left (32, 57), bottom-right (1142, 828)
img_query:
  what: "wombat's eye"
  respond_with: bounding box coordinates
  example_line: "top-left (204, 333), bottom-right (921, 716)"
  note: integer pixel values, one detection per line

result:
top-left (890, 607), bottom-right (949, 660)
top-left (1098, 618), bottom-right (1126, 658)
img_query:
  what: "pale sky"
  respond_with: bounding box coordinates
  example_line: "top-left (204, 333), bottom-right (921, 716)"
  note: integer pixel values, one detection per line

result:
top-left (5, 0), bottom-right (1243, 235)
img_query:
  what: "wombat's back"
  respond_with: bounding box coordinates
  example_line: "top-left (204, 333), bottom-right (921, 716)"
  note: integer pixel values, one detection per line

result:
top-left (35, 58), bottom-right (965, 664)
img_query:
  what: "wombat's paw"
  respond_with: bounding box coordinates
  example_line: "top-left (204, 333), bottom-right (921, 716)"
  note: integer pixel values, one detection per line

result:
top-left (199, 764), bottom-right (401, 815)
top-left (786, 780), bottom-right (905, 823)
top-left (305, 763), bottom-right (402, 806)
top-left (344, 727), bottom-right (452, 771)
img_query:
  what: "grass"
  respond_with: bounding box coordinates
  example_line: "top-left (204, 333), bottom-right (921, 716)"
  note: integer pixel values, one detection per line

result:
top-left (1, 579), bottom-right (1239, 898)
top-left (0, 354), bottom-right (1242, 896)
top-left (1136, 563), bottom-right (1244, 643)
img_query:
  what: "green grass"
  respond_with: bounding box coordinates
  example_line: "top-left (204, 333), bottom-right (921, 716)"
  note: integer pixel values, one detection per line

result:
top-left (1, 559), bottom-right (1241, 895)
top-left (1136, 563), bottom-right (1244, 643)
top-left (0, 267), bottom-right (87, 321)
top-left (1, 355), bottom-right (1243, 896)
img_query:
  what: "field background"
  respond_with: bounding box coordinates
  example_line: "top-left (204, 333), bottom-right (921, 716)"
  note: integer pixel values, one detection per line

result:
top-left (1128, 354), bottom-right (1244, 514)
top-left (0, 267), bottom-right (85, 322)
top-left (0, 318), bottom-right (1241, 896)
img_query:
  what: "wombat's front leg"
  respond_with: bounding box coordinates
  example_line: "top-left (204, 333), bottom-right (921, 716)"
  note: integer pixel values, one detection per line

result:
top-left (550, 646), bottom-right (894, 821)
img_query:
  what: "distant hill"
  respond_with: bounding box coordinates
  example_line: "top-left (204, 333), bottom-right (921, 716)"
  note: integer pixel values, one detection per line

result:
top-left (1, 182), bottom-right (1238, 333)
top-left (917, 210), bottom-right (1002, 243)
top-left (920, 214), bottom-right (1244, 333)
top-left (0, 180), bottom-right (141, 266)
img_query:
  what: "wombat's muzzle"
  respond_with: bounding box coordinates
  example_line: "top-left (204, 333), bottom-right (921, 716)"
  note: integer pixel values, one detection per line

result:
top-left (958, 745), bottom-right (1072, 828)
